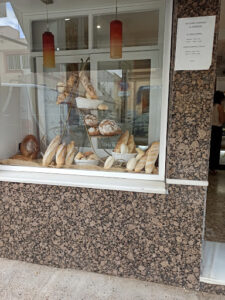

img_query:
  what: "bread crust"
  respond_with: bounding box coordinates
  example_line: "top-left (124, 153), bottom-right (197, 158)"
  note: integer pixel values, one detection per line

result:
top-left (20, 135), bottom-right (39, 159)
top-left (145, 141), bottom-right (159, 174)
top-left (135, 154), bottom-right (147, 172)
top-left (114, 131), bottom-right (129, 153)
top-left (42, 135), bottom-right (61, 166)
top-left (56, 143), bottom-right (67, 167)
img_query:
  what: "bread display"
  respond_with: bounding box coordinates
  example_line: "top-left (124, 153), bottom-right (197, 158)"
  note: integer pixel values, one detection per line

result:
top-left (145, 141), bottom-right (159, 174)
top-left (56, 143), bottom-right (67, 167)
top-left (99, 120), bottom-right (121, 136)
top-left (65, 141), bottom-right (76, 166)
top-left (84, 114), bottom-right (98, 127)
top-left (79, 70), bottom-right (98, 99)
top-left (42, 135), bottom-right (61, 167)
top-left (20, 135), bottom-right (39, 159)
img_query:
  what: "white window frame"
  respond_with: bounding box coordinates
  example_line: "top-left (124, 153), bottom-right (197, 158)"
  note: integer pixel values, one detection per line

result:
top-left (0, 0), bottom-right (173, 194)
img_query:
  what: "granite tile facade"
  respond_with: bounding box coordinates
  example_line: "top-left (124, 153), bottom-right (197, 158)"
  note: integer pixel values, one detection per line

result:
top-left (166, 0), bottom-right (220, 181)
top-left (0, 0), bottom-right (223, 296)
top-left (0, 182), bottom-right (207, 290)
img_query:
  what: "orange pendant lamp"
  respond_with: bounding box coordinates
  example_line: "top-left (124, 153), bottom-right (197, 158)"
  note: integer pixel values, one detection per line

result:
top-left (110, 0), bottom-right (122, 59)
top-left (42, 2), bottom-right (55, 68)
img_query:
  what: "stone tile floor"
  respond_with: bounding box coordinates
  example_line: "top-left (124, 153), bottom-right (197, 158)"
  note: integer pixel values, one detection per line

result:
top-left (0, 258), bottom-right (224, 300)
top-left (205, 170), bottom-right (225, 243)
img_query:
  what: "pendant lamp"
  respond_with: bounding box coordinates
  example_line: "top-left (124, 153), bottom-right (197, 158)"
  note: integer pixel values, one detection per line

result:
top-left (42, 3), bottom-right (55, 68)
top-left (110, 0), bottom-right (122, 59)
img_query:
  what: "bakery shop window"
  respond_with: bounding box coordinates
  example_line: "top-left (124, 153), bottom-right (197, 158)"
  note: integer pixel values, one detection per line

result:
top-left (0, 0), bottom-right (172, 182)
top-left (32, 16), bottom-right (88, 52)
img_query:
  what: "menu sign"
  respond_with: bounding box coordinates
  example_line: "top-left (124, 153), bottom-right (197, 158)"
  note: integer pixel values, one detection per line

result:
top-left (175, 16), bottom-right (216, 71)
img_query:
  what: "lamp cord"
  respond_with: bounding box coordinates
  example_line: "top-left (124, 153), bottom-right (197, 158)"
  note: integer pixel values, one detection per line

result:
top-left (46, 3), bottom-right (49, 31)
top-left (115, 0), bottom-right (118, 19)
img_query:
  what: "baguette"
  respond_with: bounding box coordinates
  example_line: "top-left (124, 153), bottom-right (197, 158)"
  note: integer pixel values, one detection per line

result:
top-left (56, 93), bottom-right (66, 104)
top-left (43, 135), bottom-right (61, 166)
top-left (65, 141), bottom-right (76, 166)
top-left (114, 131), bottom-right (129, 153)
top-left (127, 157), bottom-right (137, 171)
top-left (56, 143), bottom-right (67, 167)
top-left (134, 154), bottom-right (147, 172)
top-left (145, 142), bottom-right (160, 174)
top-left (127, 135), bottom-right (135, 153)
top-left (120, 143), bottom-right (128, 154)
top-left (104, 156), bottom-right (114, 169)
top-left (67, 141), bottom-right (75, 154)
top-left (79, 71), bottom-right (97, 99)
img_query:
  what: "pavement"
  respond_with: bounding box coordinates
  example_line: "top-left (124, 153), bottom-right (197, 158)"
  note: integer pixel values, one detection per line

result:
top-left (0, 258), bottom-right (224, 300)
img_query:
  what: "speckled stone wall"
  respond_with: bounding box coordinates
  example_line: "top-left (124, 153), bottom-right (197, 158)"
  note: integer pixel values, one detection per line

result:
top-left (167, 0), bottom-right (220, 181)
top-left (0, 0), bottom-right (223, 296)
top-left (0, 182), bottom-right (206, 291)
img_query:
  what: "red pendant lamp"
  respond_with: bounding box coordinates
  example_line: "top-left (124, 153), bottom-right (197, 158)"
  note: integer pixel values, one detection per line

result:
top-left (42, 3), bottom-right (55, 68)
top-left (110, 0), bottom-right (122, 59)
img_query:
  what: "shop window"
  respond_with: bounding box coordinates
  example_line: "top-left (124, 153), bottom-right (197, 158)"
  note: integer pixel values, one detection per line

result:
top-left (0, 0), bottom-right (172, 192)
top-left (93, 10), bottom-right (159, 49)
top-left (32, 16), bottom-right (88, 51)
top-left (6, 54), bottom-right (30, 71)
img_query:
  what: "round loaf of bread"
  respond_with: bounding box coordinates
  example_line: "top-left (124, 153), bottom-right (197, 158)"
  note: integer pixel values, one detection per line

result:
top-left (84, 114), bottom-right (98, 127)
top-left (99, 119), bottom-right (121, 136)
top-left (88, 127), bottom-right (100, 136)
top-left (20, 135), bottom-right (39, 159)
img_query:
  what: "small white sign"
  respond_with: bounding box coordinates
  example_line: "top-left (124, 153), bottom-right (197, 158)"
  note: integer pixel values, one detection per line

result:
top-left (175, 16), bottom-right (216, 71)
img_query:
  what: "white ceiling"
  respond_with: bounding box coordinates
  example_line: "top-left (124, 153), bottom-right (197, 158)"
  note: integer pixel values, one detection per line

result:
top-left (10, 0), bottom-right (152, 14)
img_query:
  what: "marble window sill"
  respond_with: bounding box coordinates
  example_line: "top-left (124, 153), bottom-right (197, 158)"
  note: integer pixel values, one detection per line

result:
top-left (0, 166), bottom-right (167, 194)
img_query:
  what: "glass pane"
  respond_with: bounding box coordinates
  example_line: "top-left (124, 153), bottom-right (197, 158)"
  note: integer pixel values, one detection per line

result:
top-left (40, 62), bottom-right (91, 150)
top-left (0, 1), bottom-right (165, 177)
top-left (32, 16), bottom-right (88, 51)
top-left (93, 10), bottom-right (159, 48)
top-left (96, 60), bottom-right (151, 150)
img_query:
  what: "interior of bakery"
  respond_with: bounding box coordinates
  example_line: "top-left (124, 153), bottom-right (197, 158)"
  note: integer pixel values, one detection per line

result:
top-left (0, 0), bottom-right (164, 178)
top-left (200, 0), bottom-right (225, 285)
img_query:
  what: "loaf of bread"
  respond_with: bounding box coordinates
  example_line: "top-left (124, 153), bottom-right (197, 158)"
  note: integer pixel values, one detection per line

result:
top-left (20, 135), bottom-right (39, 159)
top-left (104, 156), bottom-right (114, 169)
top-left (43, 135), bottom-right (61, 166)
top-left (57, 82), bottom-right (66, 93)
top-left (67, 72), bottom-right (78, 89)
top-left (136, 148), bottom-right (145, 161)
top-left (127, 135), bottom-right (136, 153)
top-left (56, 93), bottom-right (66, 104)
top-left (114, 131), bottom-right (129, 153)
top-left (134, 153), bottom-right (147, 172)
top-left (75, 152), bottom-right (84, 160)
top-left (120, 143), bottom-right (128, 154)
top-left (98, 104), bottom-right (108, 111)
top-left (79, 70), bottom-right (97, 99)
top-left (65, 141), bottom-right (76, 166)
top-left (11, 154), bottom-right (32, 161)
top-left (56, 143), bottom-right (67, 167)
top-left (127, 157), bottom-right (137, 171)
top-left (145, 142), bottom-right (159, 174)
